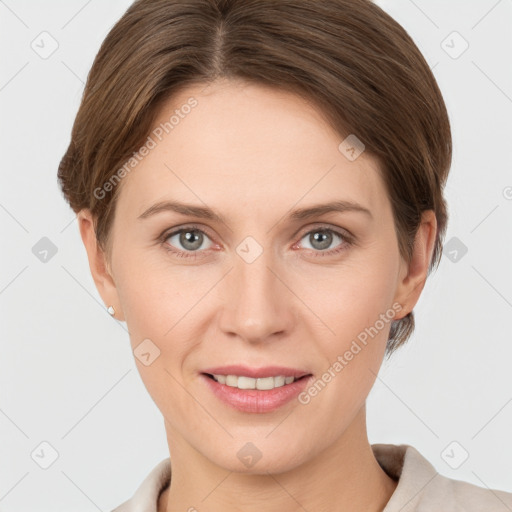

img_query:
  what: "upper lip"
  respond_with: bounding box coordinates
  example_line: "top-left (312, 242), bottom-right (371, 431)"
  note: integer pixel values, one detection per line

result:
top-left (201, 365), bottom-right (312, 379)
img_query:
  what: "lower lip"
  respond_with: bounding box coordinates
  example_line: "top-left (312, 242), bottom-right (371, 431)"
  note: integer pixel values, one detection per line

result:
top-left (200, 374), bottom-right (313, 413)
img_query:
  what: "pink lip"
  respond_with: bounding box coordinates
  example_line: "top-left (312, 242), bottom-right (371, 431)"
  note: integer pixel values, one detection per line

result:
top-left (201, 365), bottom-right (310, 379)
top-left (200, 372), bottom-right (313, 414)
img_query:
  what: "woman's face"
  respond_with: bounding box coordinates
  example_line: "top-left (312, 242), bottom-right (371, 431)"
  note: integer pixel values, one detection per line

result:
top-left (101, 79), bottom-right (419, 473)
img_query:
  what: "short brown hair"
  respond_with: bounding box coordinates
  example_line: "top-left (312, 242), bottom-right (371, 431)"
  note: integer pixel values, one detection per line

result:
top-left (57, 0), bottom-right (452, 357)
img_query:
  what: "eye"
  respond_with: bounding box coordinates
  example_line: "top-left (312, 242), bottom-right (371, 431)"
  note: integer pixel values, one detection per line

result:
top-left (161, 226), bottom-right (214, 258)
top-left (295, 226), bottom-right (352, 256)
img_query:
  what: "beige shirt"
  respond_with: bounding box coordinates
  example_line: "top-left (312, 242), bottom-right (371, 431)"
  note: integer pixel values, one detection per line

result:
top-left (112, 443), bottom-right (512, 511)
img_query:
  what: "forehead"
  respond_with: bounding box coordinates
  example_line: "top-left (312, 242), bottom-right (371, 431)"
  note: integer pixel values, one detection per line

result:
top-left (115, 79), bottom-right (389, 220)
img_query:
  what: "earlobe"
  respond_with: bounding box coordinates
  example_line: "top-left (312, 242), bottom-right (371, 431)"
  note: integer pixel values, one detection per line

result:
top-left (393, 210), bottom-right (437, 320)
top-left (77, 209), bottom-right (124, 321)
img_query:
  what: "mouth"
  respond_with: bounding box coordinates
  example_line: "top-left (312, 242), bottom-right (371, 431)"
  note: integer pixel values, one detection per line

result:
top-left (199, 366), bottom-right (314, 413)
top-left (199, 364), bottom-right (313, 413)
top-left (202, 372), bottom-right (311, 390)
top-left (200, 364), bottom-right (312, 389)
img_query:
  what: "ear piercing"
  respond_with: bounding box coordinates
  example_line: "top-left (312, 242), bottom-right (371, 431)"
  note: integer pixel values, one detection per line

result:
top-left (107, 305), bottom-right (116, 316)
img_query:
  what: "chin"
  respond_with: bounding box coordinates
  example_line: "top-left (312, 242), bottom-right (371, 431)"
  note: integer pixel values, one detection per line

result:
top-left (200, 436), bottom-right (312, 475)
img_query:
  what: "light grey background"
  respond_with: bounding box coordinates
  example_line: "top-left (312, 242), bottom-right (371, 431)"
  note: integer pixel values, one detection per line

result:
top-left (1, 0), bottom-right (511, 510)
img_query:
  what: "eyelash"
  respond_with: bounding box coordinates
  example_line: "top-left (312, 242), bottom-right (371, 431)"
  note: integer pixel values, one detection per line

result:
top-left (158, 224), bottom-right (354, 260)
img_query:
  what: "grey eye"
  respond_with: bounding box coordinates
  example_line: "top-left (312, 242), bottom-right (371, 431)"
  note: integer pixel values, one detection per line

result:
top-left (301, 230), bottom-right (342, 251)
top-left (166, 229), bottom-right (212, 252)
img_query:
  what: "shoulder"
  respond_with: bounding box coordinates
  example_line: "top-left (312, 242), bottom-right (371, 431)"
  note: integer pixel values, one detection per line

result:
top-left (439, 475), bottom-right (512, 510)
top-left (111, 457), bottom-right (172, 512)
top-left (413, 470), bottom-right (512, 511)
top-left (372, 443), bottom-right (512, 512)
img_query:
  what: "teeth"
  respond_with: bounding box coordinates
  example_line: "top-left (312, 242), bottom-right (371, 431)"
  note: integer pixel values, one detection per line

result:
top-left (212, 374), bottom-right (298, 390)
top-left (215, 374), bottom-right (227, 385)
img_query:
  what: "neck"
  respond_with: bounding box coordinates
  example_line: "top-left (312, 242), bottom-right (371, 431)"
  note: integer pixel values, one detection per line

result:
top-left (160, 405), bottom-right (397, 512)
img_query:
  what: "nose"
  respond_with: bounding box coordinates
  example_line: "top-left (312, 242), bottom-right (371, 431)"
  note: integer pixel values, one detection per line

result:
top-left (218, 246), bottom-right (297, 344)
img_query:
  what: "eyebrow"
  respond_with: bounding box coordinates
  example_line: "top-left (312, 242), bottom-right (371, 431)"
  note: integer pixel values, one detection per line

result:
top-left (137, 199), bottom-right (373, 223)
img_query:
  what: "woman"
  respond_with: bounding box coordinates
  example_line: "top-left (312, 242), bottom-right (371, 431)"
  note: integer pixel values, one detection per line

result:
top-left (57, 0), bottom-right (512, 510)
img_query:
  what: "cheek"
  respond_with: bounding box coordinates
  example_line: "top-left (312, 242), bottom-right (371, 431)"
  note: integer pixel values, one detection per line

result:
top-left (289, 261), bottom-right (397, 440)
top-left (297, 248), bottom-right (399, 389)
top-left (113, 251), bottom-right (216, 384)
top-left (114, 247), bottom-right (192, 334)
top-left (113, 256), bottom-right (199, 414)
top-left (294, 249), bottom-right (398, 341)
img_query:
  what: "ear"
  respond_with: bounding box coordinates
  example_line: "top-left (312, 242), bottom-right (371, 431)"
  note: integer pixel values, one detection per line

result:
top-left (393, 210), bottom-right (437, 320)
top-left (77, 209), bottom-right (125, 321)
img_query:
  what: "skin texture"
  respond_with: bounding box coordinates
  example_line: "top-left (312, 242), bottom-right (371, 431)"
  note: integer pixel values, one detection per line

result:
top-left (78, 78), bottom-right (436, 512)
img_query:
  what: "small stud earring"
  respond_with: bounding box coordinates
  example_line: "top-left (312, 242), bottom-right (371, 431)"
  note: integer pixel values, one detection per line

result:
top-left (107, 305), bottom-right (116, 316)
